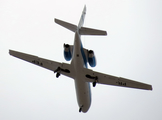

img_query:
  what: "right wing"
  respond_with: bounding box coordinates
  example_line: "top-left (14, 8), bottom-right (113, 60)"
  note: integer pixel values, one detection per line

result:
top-left (9, 50), bottom-right (75, 79)
top-left (83, 68), bottom-right (152, 90)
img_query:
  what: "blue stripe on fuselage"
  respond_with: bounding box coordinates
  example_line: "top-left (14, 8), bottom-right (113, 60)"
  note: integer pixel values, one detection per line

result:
top-left (80, 43), bottom-right (88, 68)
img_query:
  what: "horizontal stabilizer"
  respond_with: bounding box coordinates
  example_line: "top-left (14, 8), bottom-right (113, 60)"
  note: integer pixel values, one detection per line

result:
top-left (79, 27), bottom-right (107, 35)
top-left (55, 18), bottom-right (77, 32)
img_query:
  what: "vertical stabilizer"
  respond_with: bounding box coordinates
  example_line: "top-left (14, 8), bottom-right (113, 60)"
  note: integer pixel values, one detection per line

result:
top-left (78, 5), bottom-right (86, 28)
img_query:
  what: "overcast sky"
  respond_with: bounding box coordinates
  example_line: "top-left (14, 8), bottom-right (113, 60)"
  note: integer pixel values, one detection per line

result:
top-left (0, 0), bottom-right (162, 120)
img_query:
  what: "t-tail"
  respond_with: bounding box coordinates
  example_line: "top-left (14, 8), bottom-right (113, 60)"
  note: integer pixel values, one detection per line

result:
top-left (54, 6), bottom-right (107, 36)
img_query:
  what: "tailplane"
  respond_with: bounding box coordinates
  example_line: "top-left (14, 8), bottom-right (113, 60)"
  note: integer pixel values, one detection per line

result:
top-left (79, 27), bottom-right (107, 35)
top-left (54, 6), bottom-right (107, 36)
top-left (55, 19), bottom-right (77, 32)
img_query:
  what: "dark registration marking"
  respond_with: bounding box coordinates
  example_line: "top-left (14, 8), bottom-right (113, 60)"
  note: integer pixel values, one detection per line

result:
top-left (116, 81), bottom-right (126, 86)
top-left (32, 60), bottom-right (43, 66)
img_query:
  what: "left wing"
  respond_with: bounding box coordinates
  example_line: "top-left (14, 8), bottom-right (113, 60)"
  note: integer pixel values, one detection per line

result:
top-left (9, 50), bottom-right (75, 79)
top-left (83, 68), bottom-right (152, 90)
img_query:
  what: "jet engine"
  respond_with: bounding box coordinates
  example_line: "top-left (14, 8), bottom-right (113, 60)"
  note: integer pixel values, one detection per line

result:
top-left (63, 43), bottom-right (73, 61)
top-left (88, 50), bottom-right (96, 67)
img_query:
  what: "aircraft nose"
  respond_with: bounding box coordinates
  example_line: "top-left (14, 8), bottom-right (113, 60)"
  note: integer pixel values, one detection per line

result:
top-left (79, 105), bottom-right (90, 113)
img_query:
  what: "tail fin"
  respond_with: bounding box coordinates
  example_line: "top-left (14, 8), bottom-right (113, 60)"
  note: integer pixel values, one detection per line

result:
top-left (78, 5), bottom-right (86, 28)
top-left (54, 6), bottom-right (86, 32)
top-left (55, 18), bottom-right (77, 32)
top-left (78, 5), bottom-right (107, 35)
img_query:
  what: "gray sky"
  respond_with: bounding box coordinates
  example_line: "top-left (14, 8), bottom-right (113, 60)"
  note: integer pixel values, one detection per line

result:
top-left (0, 0), bottom-right (162, 119)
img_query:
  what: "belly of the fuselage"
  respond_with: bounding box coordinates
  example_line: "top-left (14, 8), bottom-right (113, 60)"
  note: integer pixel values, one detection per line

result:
top-left (74, 77), bottom-right (91, 113)
top-left (72, 32), bottom-right (91, 112)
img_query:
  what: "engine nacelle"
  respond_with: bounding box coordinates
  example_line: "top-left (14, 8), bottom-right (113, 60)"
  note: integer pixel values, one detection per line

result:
top-left (88, 50), bottom-right (96, 67)
top-left (64, 44), bottom-right (73, 61)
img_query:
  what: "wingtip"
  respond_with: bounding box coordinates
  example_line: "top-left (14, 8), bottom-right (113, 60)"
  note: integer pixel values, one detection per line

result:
top-left (84, 5), bottom-right (86, 9)
top-left (9, 49), bottom-right (15, 56)
top-left (147, 85), bottom-right (153, 91)
top-left (150, 86), bottom-right (153, 91)
top-left (54, 18), bottom-right (57, 23)
top-left (105, 31), bottom-right (108, 36)
top-left (9, 49), bottom-right (12, 55)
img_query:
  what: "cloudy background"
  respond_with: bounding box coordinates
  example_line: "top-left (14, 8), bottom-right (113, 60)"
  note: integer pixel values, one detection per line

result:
top-left (0, 0), bottom-right (162, 119)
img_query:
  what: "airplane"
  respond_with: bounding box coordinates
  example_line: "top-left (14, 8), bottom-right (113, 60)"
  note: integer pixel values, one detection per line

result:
top-left (9, 6), bottom-right (152, 113)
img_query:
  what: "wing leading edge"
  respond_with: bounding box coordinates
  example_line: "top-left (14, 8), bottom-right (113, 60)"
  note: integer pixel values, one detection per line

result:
top-left (83, 68), bottom-right (152, 90)
top-left (9, 50), bottom-right (75, 79)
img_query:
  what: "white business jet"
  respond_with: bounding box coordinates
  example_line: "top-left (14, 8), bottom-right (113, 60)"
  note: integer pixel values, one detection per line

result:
top-left (9, 6), bottom-right (152, 113)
